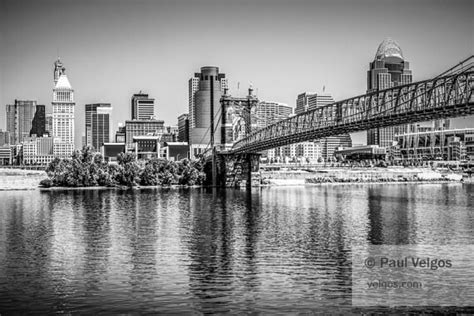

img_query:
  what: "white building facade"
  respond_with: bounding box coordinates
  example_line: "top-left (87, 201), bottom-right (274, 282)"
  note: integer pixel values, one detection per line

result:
top-left (52, 59), bottom-right (75, 157)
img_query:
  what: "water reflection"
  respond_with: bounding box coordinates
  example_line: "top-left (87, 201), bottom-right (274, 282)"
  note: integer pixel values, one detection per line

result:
top-left (0, 184), bottom-right (473, 313)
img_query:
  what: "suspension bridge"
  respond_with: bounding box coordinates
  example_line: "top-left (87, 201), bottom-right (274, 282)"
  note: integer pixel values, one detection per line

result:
top-left (203, 56), bottom-right (474, 188)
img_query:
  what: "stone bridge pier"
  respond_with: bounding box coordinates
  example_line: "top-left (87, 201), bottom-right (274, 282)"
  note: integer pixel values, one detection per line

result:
top-left (205, 153), bottom-right (261, 188)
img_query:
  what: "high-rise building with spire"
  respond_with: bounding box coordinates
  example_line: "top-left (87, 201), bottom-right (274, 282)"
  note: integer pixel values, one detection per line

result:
top-left (52, 58), bottom-right (75, 157)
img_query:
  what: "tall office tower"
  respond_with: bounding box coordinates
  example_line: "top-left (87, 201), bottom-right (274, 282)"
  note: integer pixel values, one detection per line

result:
top-left (131, 93), bottom-right (155, 120)
top-left (30, 104), bottom-right (46, 137)
top-left (188, 67), bottom-right (227, 130)
top-left (295, 92), bottom-right (334, 114)
top-left (6, 99), bottom-right (37, 145)
top-left (366, 38), bottom-right (421, 147)
top-left (177, 113), bottom-right (190, 143)
top-left (188, 66), bottom-right (227, 156)
top-left (255, 101), bottom-right (292, 129)
top-left (45, 114), bottom-right (53, 136)
top-left (293, 91), bottom-right (351, 159)
top-left (51, 58), bottom-right (75, 157)
top-left (188, 77), bottom-right (200, 129)
top-left (85, 103), bottom-right (112, 151)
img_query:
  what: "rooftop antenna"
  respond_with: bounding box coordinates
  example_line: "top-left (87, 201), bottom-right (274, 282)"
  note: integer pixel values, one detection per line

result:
top-left (323, 85), bottom-right (326, 93)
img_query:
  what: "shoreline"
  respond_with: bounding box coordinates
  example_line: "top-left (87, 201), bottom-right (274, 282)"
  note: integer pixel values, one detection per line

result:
top-left (0, 167), bottom-right (471, 191)
top-left (0, 181), bottom-right (467, 192)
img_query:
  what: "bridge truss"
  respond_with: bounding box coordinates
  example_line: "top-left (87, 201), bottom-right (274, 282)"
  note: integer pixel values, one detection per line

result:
top-left (231, 59), bottom-right (474, 154)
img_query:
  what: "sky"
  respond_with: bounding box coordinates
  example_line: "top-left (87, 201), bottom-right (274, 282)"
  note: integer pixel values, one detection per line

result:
top-left (0, 0), bottom-right (473, 148)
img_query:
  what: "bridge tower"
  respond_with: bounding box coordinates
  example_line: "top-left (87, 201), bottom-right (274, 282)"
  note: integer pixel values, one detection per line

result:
top-left (208, 87), bottom-right (260, 188)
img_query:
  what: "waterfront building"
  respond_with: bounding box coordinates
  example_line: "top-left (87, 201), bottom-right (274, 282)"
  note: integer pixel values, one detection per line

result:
top-left (22, 136), bottom-right (55, 165)
top-left (188, 66), bottom-right (228, 157)
top-left (0, 129), bottom-right (11, 146)
top-left (132, 135), bottom-right (161, 159)
top-left (0, 146), bottom-right (13, 165)
top-left (320, 135), bottom-right (352, 161)
top-left (51, 58), bottom-right (75, 157)
top-left (85, 103), bottom-right (112, 151)
top-left (267, 141), bottom-right (322, 163)
top-left (101, 143), bottom-right (125, 162)
top-left (131, 93), bottom-right (155, 120)
top-left (395, 128), bottom-right (474, 161)
top-left (177, 113), bottom-right (190, 143)
top-left (6, 99), bottom-right (37, 144)
top-left (30, 104), bottom-right (46, 137)
top-left (335, 145), bottom-right (386, 161)
top-left (125, 119), bottom-right (165, 151)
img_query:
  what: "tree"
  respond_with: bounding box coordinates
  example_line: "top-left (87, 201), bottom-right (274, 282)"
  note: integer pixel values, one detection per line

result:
top-left (117, 153), bottom-right (141, 186)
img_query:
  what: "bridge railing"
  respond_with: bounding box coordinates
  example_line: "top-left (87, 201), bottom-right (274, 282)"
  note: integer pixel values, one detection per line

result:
top-left (231, 70), bottom-right (474, 153)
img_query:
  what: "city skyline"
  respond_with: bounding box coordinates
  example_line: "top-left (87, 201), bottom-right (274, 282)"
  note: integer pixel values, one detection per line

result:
top-left (1, 0), bottom-right (473, 148)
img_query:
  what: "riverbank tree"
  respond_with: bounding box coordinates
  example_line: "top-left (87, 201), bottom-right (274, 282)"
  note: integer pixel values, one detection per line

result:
top-left (40, 146), bottom-right (206, 188)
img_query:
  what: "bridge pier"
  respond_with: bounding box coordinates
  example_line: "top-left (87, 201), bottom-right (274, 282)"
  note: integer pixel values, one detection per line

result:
top-left (205, 153), bottom-right (260, 188)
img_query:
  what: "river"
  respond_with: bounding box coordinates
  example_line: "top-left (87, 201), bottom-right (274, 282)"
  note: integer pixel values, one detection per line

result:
top-left (0, 184), bottom-right (473, 313)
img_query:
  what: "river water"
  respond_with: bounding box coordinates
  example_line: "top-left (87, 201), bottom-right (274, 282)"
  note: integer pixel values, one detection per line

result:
top-left (0, 184), bottom-right (473, 314)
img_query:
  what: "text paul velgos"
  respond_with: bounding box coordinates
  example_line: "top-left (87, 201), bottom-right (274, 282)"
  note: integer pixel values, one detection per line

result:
top-left (363, 256), bottom-right (453, 270)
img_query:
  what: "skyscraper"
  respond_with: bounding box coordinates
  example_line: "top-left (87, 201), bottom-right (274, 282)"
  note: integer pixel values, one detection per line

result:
top-left (45, 114), bottom-right (53, 136)
top-left (188, 66), bottom-right (228, 156)
top-left (30, 104), bottom-right (46, 137)
top-left (52, 58), bottom-right (75, 157)
top-left (366, 38), bottom-right (414, 147)
top-left (188, 77), bottom-right (200, 129)
top-left (188, 67), bottom-right (228, 129)
top-left (295, 92), bottom-right (334, 115)
top-left (177, 113), bottom-right (189, 143)
top-left (291, 91), bottom-right (352, 160)
top-left (255, 101), bottom-right (293, 129)
top-left (131, 93), bottom-right (155, 120)
top-left (85, 103), bottom-right (112, 151)
top-left (0, 129), bottom-right (11, 146)
top-left (6, 99), bottom-right (37, 145)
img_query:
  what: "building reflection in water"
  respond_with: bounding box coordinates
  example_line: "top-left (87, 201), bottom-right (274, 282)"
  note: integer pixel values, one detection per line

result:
top-left (0, 184), bottom-right (473, 313)
top-left (77, 190), bottom-right (112, 298)
top-left (367, 186), bottom-right (410, 245)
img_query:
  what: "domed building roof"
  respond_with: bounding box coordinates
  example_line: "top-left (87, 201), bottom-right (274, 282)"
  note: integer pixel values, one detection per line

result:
top-left (375, 38), bottom-right (404, 61)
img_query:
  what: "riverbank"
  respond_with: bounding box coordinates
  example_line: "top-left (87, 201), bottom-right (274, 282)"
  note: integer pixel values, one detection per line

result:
top-left (261, 167), bottom-right (467, 186)
top-left (1, 167), bottom-right (470, 190)
top-left (0, 168), bottom-right (46, 190)
top-left (39, 184), bottom-right (203, 191)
